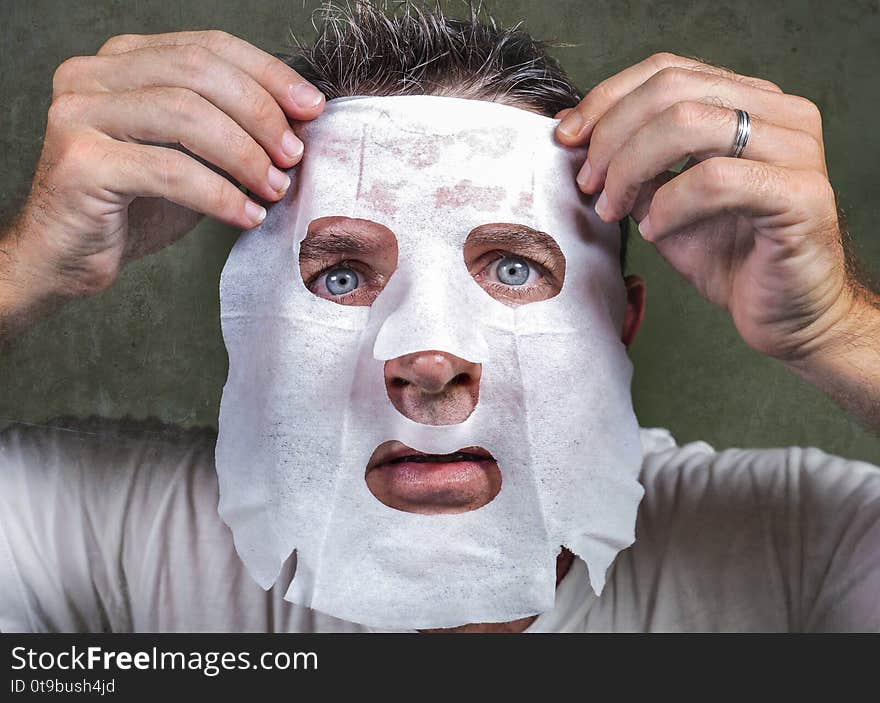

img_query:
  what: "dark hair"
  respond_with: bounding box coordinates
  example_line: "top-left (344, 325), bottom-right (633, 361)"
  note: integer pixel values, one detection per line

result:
top-left (280, 1), bottom-right (629, 271)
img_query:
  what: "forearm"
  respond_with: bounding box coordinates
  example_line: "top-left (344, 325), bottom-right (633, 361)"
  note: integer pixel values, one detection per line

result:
top-left (785, 284), bottom-right (880, 432)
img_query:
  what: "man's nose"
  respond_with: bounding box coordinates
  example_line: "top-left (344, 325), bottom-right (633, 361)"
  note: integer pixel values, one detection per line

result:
top-left (383, 351), bottom-right (482, 426)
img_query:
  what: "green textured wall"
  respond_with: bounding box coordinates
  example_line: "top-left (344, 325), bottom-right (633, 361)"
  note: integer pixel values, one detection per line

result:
top-left (1, 0), bottom-right (878, 463)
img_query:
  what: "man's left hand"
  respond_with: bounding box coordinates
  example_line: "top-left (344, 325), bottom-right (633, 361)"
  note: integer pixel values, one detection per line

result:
top-left (555, 52), bottom-right (857, 364)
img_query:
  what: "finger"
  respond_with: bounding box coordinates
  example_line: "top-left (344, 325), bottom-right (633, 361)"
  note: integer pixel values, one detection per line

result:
top-left (89, 139), bottom-right (270, 230)
top-left (96, 30), bottom-right (325, 119)
top-left (556, 52), bottom-right (782, 145)
top-left (638, 157), bottom-right (834, 243)
top-left (54, 45), bottom-right (304, 169)
top-left (597, 102), bottom-right (825, 222)
top-left (72, 87), bottom-right (291, 203)
top-left (629, 172), bottom-right (674, 224)
top-left (578, 68), bottom-right (821, 194)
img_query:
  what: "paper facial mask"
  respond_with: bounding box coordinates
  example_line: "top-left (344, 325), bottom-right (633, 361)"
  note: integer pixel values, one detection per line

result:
top-left (216, 95), bottom-right (645, 629)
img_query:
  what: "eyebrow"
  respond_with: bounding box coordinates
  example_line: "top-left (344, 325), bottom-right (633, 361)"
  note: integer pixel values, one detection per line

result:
top-left (300, 222), bottom-right (562, 264)
top-left (466, 224), bottom-right (563, 261)
top-left (298, 228), bottom-right (382, 262)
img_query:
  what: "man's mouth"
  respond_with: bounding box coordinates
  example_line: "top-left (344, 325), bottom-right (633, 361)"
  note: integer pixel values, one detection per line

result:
top-left (389, 452), bottom-right (485, 463)
top-left (365, 441), bottom-right (502, 514)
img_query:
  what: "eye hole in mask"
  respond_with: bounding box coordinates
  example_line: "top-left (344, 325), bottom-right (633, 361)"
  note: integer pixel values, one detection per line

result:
top-left (464, 223), bottom-right (566, 307)
top-left (298, 216), bottom-right (399, 306)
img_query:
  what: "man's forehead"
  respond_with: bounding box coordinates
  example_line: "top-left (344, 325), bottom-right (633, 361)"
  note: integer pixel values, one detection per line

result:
top-left (288, 96), bottom-right (613, 253)
top-left (304, 122), bottom-right (537, 220)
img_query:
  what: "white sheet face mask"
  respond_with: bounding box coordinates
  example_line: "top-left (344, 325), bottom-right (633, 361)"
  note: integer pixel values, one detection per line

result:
top-left (217, 95), bottom-right (645, 629)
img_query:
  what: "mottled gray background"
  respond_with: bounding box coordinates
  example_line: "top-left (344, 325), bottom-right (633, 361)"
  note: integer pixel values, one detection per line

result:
top-left (1, 0), bottom-right (878, 463)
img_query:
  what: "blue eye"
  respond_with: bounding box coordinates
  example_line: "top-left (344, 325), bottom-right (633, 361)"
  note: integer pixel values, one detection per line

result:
top-left (325, 267), bottom-right (360, 295)
top-left (495, 256), bottom-right (530, 286)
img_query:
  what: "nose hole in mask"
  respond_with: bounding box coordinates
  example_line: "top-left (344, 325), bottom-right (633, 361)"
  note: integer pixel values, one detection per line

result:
top-left (383, 353), bottom-right (481, 426)
top-left (365, 440), bottom-right (502, 515)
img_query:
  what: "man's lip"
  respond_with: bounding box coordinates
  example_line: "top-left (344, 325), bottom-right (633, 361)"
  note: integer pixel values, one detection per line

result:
top-left (365, 440), bottom-right (502, 514)
top-left (366, 441), bottom-right (495, 472)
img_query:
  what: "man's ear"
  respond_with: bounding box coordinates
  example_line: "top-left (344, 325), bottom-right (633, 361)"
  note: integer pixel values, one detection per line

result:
top-left (621, 274), bottom-right (646, 348)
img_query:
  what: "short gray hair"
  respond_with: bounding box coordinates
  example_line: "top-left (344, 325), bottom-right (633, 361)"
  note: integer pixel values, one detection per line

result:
top-left (280, 1), bottom-right (629, 270)
top-left (285, 1), bottom-right (582, 116)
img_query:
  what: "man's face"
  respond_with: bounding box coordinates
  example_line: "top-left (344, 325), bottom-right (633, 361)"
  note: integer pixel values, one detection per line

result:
top-left (217, 96), bottom-right (647, 628)
top-left (298, 215), bottom-right (575, 514)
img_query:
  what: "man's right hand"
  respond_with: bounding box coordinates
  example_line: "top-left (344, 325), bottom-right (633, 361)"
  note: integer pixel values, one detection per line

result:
top-left (3, 30), bottom-right (324, 307)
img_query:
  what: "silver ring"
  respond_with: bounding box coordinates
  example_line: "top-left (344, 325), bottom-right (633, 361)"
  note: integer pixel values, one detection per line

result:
top-left (730, 109), bottom-right (751, 158)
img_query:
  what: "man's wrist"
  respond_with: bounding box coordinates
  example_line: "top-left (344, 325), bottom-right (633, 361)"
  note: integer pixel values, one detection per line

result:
top-left (793, 284), bottom-right (880, 365)
top-left (784, 282), bottom-right (880, 430)
top-left (0, 214), bottom-right (71, 343)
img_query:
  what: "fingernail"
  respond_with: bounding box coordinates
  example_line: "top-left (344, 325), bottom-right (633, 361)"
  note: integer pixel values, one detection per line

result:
top-left (281, 130), bottom-right (303, 160)
top-left (638, 215), bottom-right (653, 239)
top-left (268, 165), bottom-right (290, 193)
top-left (290, 82), bottom-right (324, 110)
top-left (577, 159), bottom-right (592, 189)
top-left (595, 190), bottom-right (608, 219)
top-left (245, 200), bottom-right (267, 226)
top-left (557, 111), bottom-right (584, 139)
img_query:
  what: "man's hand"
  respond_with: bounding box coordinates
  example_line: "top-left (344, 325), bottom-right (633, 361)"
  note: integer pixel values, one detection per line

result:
top-left (0, 30), bottom-right (323, 334)
top-left (556, 52), bottom-right (880, 428)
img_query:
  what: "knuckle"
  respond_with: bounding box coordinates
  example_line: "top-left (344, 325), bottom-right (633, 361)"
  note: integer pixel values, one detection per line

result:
top-left (59, 133), bottom-right (99, 164)
top-left (803, 171), bottom-right (834, 202)
top-left (667, 101), bottom-right (706, 130)
top-left (785, 171), bottom-right (836, 227)
top-left (52, 56), bottom-right (90, 96)
top-left (179, 43), bottom-right (211, 73)
top-left (794, 97), bottom-right (823, 132)
top-left (648, 52), bottom-right (680, 70)
top-left (164, 86), bottom-right (201, 122)
top-left (47, 92), bottom-right (85, 125)
top-left (583, 80), bottom-right (615, 110)
top-left (225, 129), bottom-right (259, 168)
top-left (749, 163), bottom-right (777, 198)
top-left (54, 134), bottom-right (104, 181)
top-left (206, 176), bottom-right (235, 214)
top-left (259, 55), bottom-right (293, 89)
top-left (798, 132), bottom-right (824, 166)
top-left (652, 66), bottom-right (690, 92)
top-left (97, 33), bottom-right (138, 55)
top-left (697, 157), bottom-right (734, 196)
top-left (201, 29), bottom-right (233, 51)
top-left (251, 93), bottom-right (282, 128)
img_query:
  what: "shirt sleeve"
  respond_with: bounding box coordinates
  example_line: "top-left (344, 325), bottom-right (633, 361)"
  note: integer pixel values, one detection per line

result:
top-left (0, 419), bottom-right (218, 632)
top-left (794, 446), bottom-right (880, 632)
top-left (630, 440), bottom-right (880, 632)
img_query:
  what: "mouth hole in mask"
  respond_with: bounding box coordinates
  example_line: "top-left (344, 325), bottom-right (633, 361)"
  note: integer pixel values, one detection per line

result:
top-left (463, 223), bottom-right (566, 307)
top-left (365, 441), bottom-right (502, 514)
top-left (298, 216), bottom-right (398, 306)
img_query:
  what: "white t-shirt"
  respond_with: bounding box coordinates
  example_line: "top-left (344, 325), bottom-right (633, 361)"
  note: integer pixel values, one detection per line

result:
top-left (1, 418), bottom-right (878, 632)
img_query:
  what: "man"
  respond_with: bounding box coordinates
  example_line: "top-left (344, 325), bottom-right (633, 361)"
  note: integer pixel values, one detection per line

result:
top-left (1, 3), bottom-right (879, 632)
